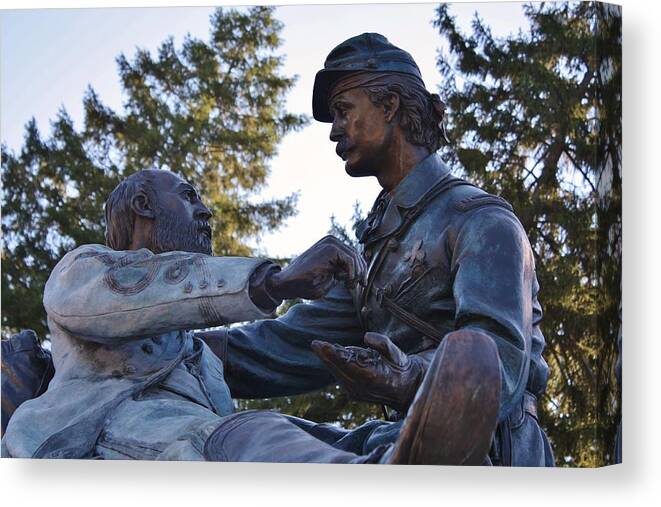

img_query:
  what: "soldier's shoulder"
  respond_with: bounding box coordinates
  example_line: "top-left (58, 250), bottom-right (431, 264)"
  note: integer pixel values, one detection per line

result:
top-left (59, 243), bottom-right (110, 258)
top-left (58, 244), bottom-right (115, 264)
top-left (420, 179), bottom-right (516, 227)
top-left (439, 183), bottom-right (526, 240)
top-left (49, 244), bottom-right (114, 282)
top-left (448, 184), bottom-right (514, 214)
top-left (453, 189), bottom-right (529, 248)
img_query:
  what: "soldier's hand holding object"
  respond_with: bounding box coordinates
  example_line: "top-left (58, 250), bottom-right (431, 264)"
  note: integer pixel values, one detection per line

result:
top-left (266, 235), bottom-right (366, 300)
top-left (311, 332), bottom-right (424, 412)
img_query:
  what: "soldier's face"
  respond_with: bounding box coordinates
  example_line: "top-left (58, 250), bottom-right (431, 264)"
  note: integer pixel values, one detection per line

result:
top-left (329, 88), bottom-right (391, 178)
top-left (149, 172), bottom-right (213, 255)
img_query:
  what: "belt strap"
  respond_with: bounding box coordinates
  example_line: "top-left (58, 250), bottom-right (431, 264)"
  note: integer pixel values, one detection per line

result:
top-left (523, 391), bottom-right (538, 419)
top-left (492, 391), bottom-right (538, 466)
top-left (379, 295), bottom-right (444, 343)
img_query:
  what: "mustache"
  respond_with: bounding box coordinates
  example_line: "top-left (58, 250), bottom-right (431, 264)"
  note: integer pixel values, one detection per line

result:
top-left (193, 220), bottom-right (211, 237)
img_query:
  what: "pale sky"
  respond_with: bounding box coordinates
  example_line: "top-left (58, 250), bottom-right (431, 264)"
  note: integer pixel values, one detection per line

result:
top-left (1, 1), bottom-right (529, 258)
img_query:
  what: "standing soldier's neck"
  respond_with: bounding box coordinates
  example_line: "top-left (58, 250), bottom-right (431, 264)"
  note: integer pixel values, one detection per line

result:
top-left (377, 141), bottom-right (430, 193)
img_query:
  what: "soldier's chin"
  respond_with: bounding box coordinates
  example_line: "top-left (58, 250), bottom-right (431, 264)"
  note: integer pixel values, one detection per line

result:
top-left (198, 235), bottom-right (213, 255)
top-left (176, 236), bottom-right (212, 255)
top-left (344, 160), bottom-right (373, 178)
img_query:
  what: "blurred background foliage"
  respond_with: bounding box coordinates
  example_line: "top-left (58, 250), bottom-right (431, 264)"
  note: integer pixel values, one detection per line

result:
top-left (432, 1), bottom-right (621, 467)
top-left (1, 2), bottom-right (621, 466)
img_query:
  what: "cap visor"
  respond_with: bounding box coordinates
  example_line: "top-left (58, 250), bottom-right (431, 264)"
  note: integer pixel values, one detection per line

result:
top-left (312, 69), bottom-right (357, 123)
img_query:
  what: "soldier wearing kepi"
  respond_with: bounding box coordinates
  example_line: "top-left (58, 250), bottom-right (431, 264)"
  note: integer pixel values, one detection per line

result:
top-left (213, 33), bottom-right (554, 466)
top-left (1, 168), bottom-right (500, 464)
top-left (2, 33), bottom-right (551, 466)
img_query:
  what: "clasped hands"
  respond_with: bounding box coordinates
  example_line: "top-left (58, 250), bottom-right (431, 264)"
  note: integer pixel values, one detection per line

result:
top-left (265, 235), bottom-right (366, 301)
top-left (263, 236), bottom-right (423, 412)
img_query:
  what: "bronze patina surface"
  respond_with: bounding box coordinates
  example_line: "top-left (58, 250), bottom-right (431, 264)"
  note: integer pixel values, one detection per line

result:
top-left (2, 33), bottom-right (549, 466)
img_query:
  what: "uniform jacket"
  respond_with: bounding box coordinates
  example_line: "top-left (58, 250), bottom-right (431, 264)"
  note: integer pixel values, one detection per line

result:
top-left (222, 153), bottom-right (554, 466)
top-left (2, 245), bottom-right (273, 459)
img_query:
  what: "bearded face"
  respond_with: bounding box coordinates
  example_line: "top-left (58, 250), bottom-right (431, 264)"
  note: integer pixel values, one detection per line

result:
top-left (149, 202), bottom-right (213, 255)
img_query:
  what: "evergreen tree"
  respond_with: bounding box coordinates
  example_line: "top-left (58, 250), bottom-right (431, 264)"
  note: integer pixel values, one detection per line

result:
top-left (434, 1), bottom-right (621, 466)
top-left (2, 7), bottom-right (306, 338)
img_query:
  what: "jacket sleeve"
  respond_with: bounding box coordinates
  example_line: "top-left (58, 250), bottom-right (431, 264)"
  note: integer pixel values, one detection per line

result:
top-left (450, 207), bottom-right (535, 421)
top-left (222, 284), bottom-right (365, 399)
top-left (43, 244), bottom-right (274, 343)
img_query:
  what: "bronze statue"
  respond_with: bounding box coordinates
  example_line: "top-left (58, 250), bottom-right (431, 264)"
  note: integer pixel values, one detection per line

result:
top-left (2, 168), bottom-right (500, 464)
top-left (1, 330), bottom-right (53, 435)
top-left (2, 33), bottom-right (549, 466)
top-left (206, 33), bottom-right (553, 466)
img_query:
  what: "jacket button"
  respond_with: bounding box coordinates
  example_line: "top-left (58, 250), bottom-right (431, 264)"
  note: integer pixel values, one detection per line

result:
top-left (217, 279), bottom-right (225, 288)
top-left (124, 365), bottom-right (136, 374)
top-left (387, 239), bottom-right (399, 251)
top-left (141, 343), bottom-right (153, 354)
top-left (360, 306), bottom-right (371, 321)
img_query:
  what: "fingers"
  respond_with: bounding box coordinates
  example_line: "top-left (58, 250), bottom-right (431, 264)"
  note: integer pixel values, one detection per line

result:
top-left (343, 249), bottom-right (367, 286)
top-left (277, 241), bottom-right (346, 299)
top-left (320, 236), bottom-right (365, 272)
top-left (311, 340), bottom-right (350, 364)
top-left (364, 332), bottom-right (408, 366)
top-left (310, 270), bottom-right (334, 297)
top-left (323, 239), bottom-right (366, 288)
top-left (311, 340), bottom-right (342, 365)
top-left (311, 340), bottom-right (358, 387)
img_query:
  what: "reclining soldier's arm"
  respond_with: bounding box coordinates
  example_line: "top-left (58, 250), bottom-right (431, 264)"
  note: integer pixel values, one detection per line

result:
top-left (43, 245), bottom-right (276, 343)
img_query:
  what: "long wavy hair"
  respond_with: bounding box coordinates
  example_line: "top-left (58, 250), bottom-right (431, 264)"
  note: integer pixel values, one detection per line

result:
top-left (363, 81), bottom-right (448, 153)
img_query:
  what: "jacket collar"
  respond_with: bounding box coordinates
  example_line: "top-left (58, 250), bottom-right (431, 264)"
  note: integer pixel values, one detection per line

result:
top-left (357, 152), bottom-right (452, 245)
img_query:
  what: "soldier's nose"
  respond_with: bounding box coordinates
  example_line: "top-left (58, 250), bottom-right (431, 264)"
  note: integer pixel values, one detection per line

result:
top-left (329, 123), bottom-right (343, 143)
top-left (196, 205), bottom-right (212, 221)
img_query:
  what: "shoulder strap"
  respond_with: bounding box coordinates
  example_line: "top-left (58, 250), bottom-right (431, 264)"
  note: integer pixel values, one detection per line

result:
top-left (379, 295), bottom-right (444, 344)
top-left (367, 177), bottom-right (473, 342)
top-left (393, 176), bottom-right (473, 238)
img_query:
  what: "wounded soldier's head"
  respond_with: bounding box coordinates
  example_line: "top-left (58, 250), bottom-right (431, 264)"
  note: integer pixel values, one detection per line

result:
top-left (104, 169), bottom-right (213, 255)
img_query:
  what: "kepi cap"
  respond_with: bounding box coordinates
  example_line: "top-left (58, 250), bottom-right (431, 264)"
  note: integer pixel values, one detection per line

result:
top-left (312, 33), bottom-right (424, 122)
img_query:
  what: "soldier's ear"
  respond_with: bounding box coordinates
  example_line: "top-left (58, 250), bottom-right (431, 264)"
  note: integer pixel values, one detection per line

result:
top-left (131, 191), bottom-right (156, 220)
top-left (382, 93), bottom-right (400, 123)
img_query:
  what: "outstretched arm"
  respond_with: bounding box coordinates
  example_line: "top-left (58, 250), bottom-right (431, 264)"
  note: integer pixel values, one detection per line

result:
top-left (222, 284), bottom-right (365, 398)
top-left (44, 245), bottom-right (276, 343)
top-left (198, 235), bottom-right (368, 399)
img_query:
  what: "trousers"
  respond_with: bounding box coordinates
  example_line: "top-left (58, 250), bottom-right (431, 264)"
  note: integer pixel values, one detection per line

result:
top-left (95, 390), bottom-right (387, 463)
top-left (202, 411), bottom-right (388, 463)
